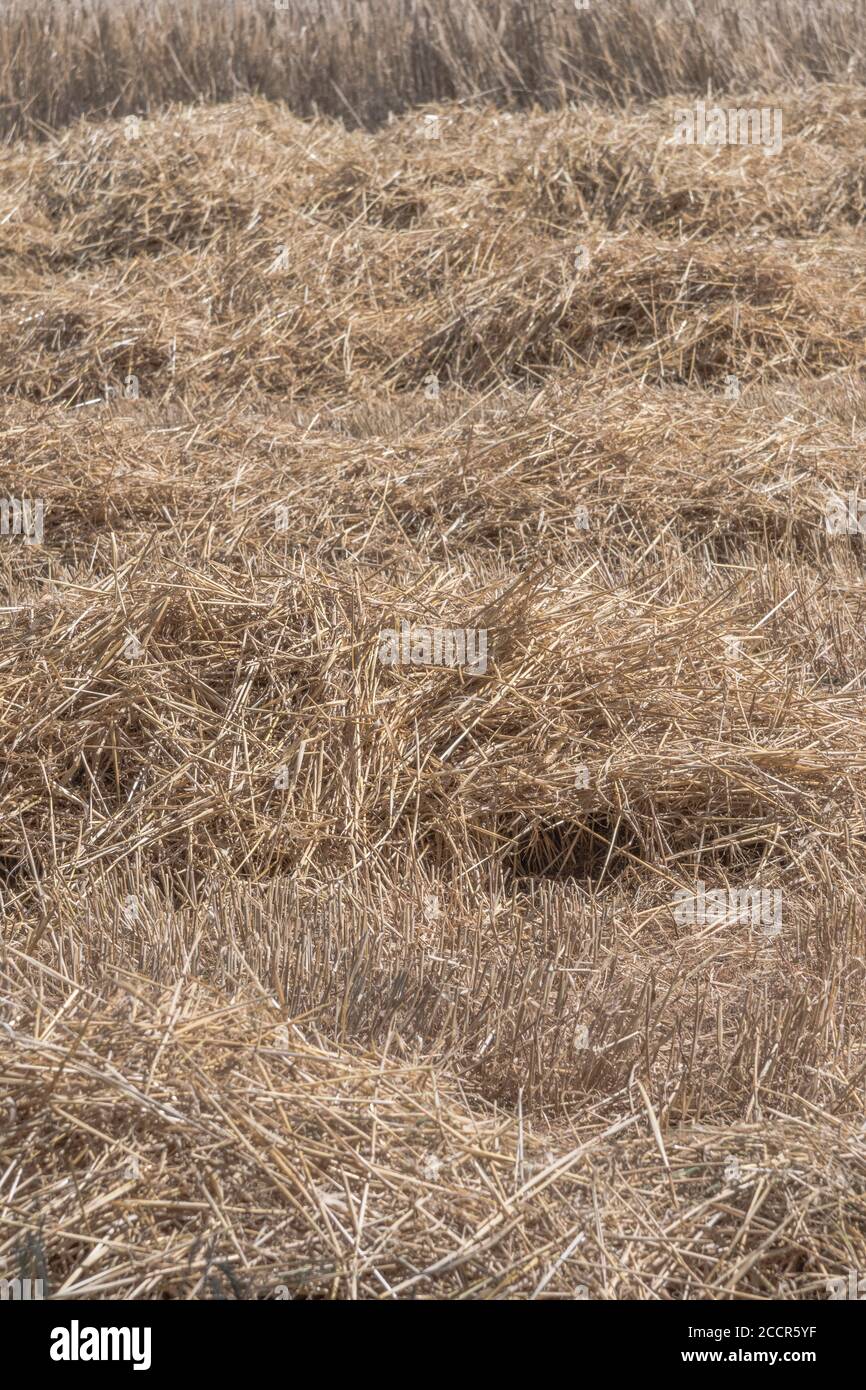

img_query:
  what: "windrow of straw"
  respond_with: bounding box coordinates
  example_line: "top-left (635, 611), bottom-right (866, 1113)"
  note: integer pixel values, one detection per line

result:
top-left (1, 61), bottom-right (865, 1299)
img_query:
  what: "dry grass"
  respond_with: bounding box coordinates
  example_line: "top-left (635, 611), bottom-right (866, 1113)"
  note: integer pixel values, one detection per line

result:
top-left (1, 0), bottom-right (866, 140)
top-left (1, 11), bottom-right (865, 1301)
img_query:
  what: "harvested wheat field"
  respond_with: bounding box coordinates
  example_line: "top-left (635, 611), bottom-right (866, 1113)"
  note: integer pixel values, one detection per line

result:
top-left (1, 0), bottom-right (865, 1309)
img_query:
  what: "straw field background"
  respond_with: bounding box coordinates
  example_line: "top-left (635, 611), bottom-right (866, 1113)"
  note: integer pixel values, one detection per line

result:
top-left (1, 0), bottom-right (865, 1299)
